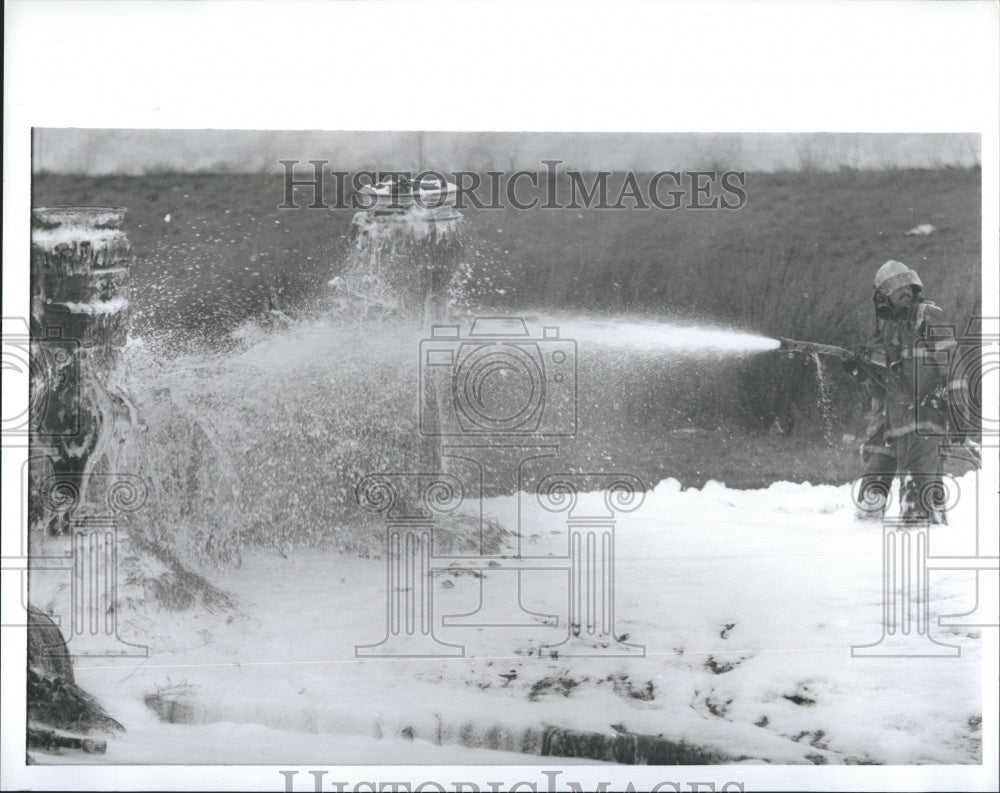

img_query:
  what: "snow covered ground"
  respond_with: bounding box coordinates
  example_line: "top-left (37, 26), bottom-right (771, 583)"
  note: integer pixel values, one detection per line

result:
top-left (21, 468), bottom-right (997, 791)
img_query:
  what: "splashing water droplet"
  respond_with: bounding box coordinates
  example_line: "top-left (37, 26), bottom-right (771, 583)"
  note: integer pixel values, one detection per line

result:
top-left (810, 351), bottom-right (835, 446)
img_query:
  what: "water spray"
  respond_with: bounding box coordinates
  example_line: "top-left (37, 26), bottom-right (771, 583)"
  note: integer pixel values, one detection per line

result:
top-left (777, 337), bottom-right (872, 447)
top-left (539, 316), bottom-right (781, 354)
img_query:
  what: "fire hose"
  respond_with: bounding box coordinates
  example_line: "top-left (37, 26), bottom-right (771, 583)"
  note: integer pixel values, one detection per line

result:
top-left (776, 337), bottom-right (981, 464)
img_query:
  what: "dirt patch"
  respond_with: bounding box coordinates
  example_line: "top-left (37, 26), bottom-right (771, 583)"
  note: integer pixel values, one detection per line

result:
top-left (705, 654), bottom-right (748, 674)
top-left (527, 676), bottom-right (584, 702)
top-left (606, 673), bottom-right (656, 701)
top-left (144, 681), bottom-right (199, 724)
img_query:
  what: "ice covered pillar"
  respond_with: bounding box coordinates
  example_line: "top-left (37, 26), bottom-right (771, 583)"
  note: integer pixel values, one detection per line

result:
top-left (30, 207), bottom-right (135, 532)
top-left (348, 175), bottom-right (464, 327)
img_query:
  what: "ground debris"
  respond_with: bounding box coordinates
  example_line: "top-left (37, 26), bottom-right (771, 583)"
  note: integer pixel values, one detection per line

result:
top-left (542, 725), bottom-right (729, 765)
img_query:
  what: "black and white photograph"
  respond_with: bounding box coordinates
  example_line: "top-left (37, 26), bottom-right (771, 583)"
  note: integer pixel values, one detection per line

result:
top-left (3, 3), bottom-right (998, 792)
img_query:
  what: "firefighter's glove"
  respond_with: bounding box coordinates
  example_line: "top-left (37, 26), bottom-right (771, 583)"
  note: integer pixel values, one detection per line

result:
top-left (962, 436), bottom-right (982, 467)
top-left (841, 348), bottom-right (868, 381)
top-left (920, 384), bottom-right (949, 412)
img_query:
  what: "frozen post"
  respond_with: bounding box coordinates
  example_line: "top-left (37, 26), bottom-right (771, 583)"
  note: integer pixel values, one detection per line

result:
top-left (348, 175), bottom-right (463, 328)
top-left (351, 177), bottom-right (471, 651)
top-left (30, 206), bottom-right (136, 531)
top-left (349, 175), bottom-right (464, 538)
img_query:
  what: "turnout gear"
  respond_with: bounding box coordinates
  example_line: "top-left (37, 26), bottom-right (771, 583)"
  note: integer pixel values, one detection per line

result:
top-left (856, 261), bottom-right (956, 523)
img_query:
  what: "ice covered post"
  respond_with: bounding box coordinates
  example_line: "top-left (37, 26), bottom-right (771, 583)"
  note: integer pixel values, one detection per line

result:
top-left (349, 176), bottom-right (465, 611)
top-left (348, 175), bottom-right (463, 326)
top-left (30, 206), bottom-right (135, 529)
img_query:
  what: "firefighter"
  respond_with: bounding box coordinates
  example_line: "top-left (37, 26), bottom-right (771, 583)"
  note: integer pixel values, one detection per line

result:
top-left (846, 260), bottom-right (957, 523)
